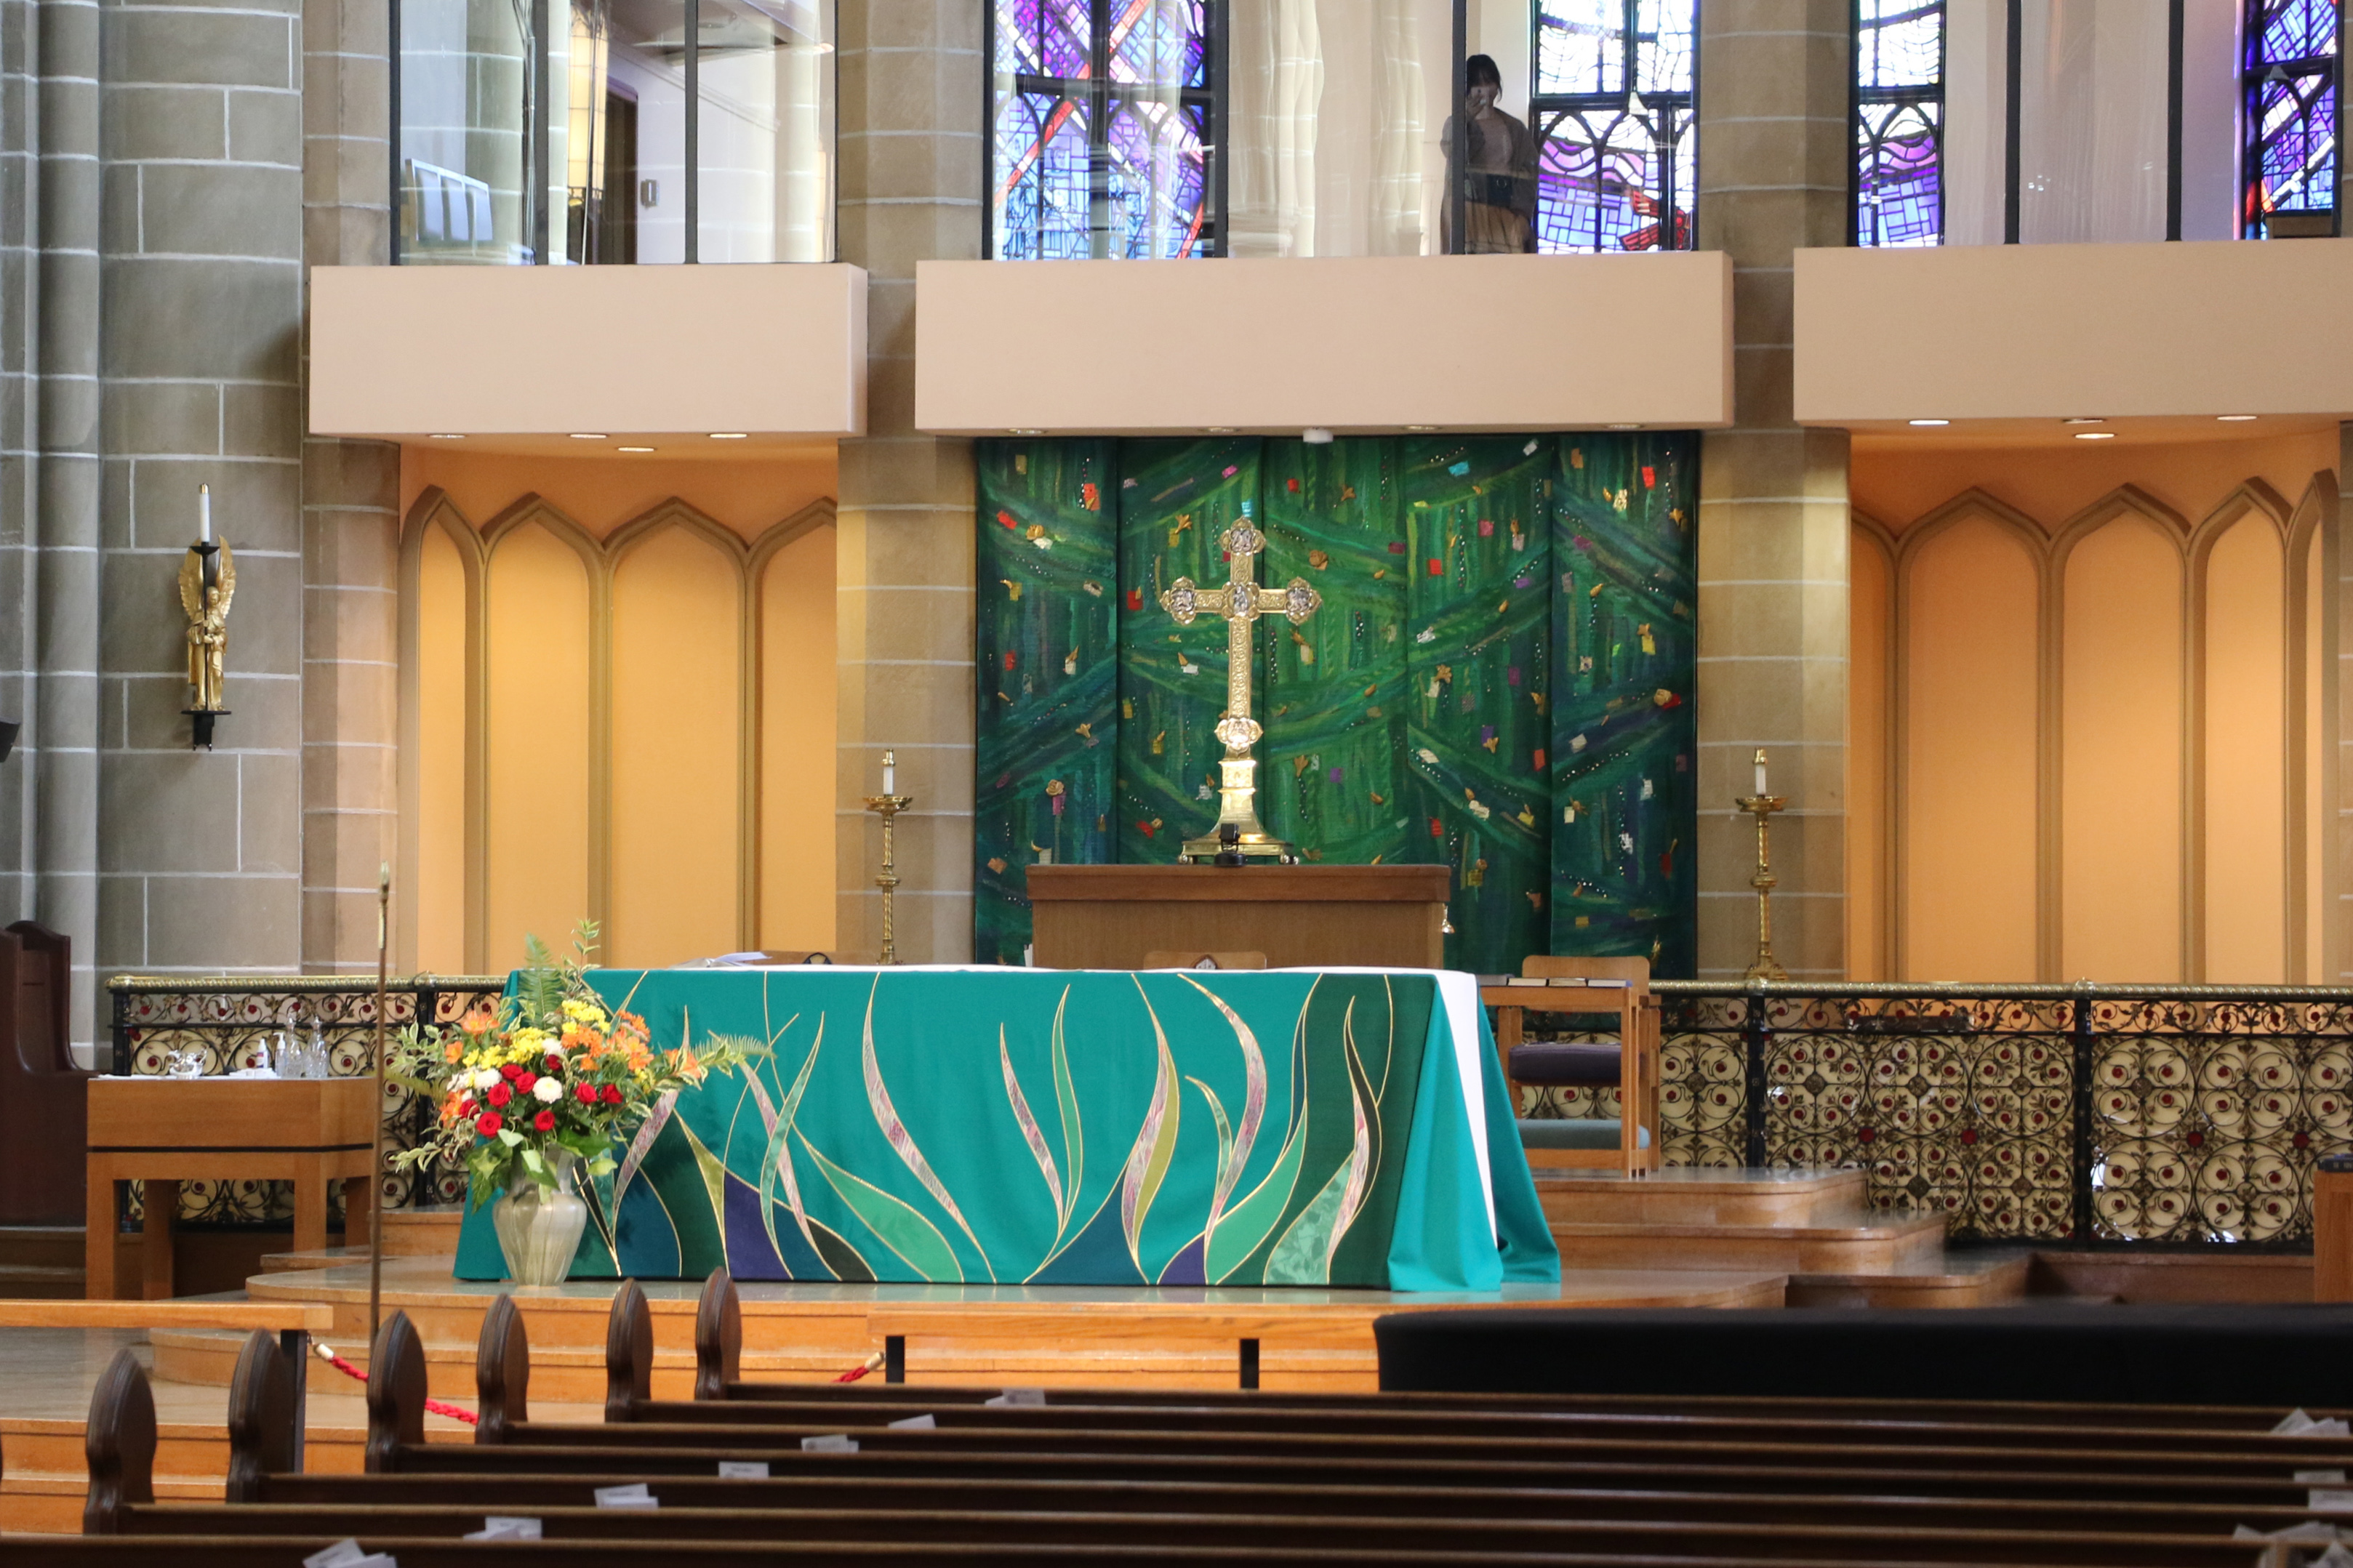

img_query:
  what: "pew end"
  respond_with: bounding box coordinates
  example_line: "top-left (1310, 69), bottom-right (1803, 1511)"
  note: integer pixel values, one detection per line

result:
top-left (604, 1278), bottom-right (652, 1422)
top-left (224, 1327), bottom-right (299, 1501)
top-left (81, 1347), bottom-right (155, 1534)
top-left (694, 1268), bottom-right (741, 1401)
top-left (364, 1310), bottom-right (425, 1473)
top-left (474, 1292), bottom-right (528, 1444)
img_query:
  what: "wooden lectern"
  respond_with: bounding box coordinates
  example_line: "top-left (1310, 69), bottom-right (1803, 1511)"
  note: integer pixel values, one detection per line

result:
top-left (1027, 865), bottom-right (1451, 970)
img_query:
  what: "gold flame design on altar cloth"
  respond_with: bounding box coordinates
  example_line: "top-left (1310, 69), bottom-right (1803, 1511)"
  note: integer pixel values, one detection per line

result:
top-left (1158, 512), bottom-right (1320, 863)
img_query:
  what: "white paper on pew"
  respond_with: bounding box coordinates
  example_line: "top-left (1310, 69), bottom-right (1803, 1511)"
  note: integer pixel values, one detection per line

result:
top-left (305, 1542), bottom-right (372, 1568)
top-left (464, 1519), bottom-right (542, 1540)
top-left (888, 1413), bottom-right (937, 1429)
top-left (985, 1388), bottom-right (1046, 1407)
top-left (2277, 1410), bottom-right (2353, 1437)
top-left (595, 1484), bottom-right (657, 1509)
top-left (2314, 1490), bottom-right (2353, 1511)
top-left (2302, 1471), bottom-right (2350, 1484)
top-left (2235, 1521), bottom-right (2345, 1541)
top-left (2318, 1543), bottom-right (2353, 1568)
top-left (718, 1461), bottom-right (769, 1479)
top-left (801, 1434), bottom-right (859, 1452)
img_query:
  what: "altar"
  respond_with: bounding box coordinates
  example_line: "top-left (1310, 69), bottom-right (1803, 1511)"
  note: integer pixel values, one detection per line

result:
top-left (454, 968), bottom-right (1558, 1292)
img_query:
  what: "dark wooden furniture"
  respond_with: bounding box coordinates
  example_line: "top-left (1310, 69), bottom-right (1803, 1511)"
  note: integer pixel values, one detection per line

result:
top-left (1481, 954), bottom-right (1661, 1175)
top-left (0, 920), bottom-right (87, 1224)
top-left (1026, 866), bottom-right (1449, 970)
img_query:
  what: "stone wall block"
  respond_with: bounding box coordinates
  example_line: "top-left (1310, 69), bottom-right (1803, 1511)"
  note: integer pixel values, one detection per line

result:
top-left (228, 86), bottom-right (302, 164)
top-left (139, 872), bottom-right (300, 968)
top-left (129, 455), bottom-right (301, 552)
top-left (235, 748), bottom-right (301, 871)
top-left (100, 257), bottom-right (300, 382)
top-left (101, 84), bottom-right (228, 161)
top-left (104, 10), bottom-right (293, 91)
top-left (122, 664), bottom-right (299, 752)
top-left (223, 383), bottom-right (303, 459)
top-left (137, 163), bottom-right (304, 260)
top-left (97, 749), bottom-right (241, 873)
top-left (103, 381), bottom-right (220, 459)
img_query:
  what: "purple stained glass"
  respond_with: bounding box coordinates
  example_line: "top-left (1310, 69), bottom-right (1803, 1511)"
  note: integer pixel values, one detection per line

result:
top-left (990, 0), bottom-right (1211, 259)
top-left (1856, 102), bottom-right (1943, 247)
top-left (1530, 1), bottom-right (1696, 255)
top-left (1853, 0), bottom-right (1943, 247)
top-left (2242, 0), bottom-right (2339, 236)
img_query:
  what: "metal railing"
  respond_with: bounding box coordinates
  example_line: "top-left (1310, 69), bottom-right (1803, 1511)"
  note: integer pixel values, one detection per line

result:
top-left (106, 973), bottom-right (2353, 1250)
top-left (105, 974), bottom-right (505, 1224)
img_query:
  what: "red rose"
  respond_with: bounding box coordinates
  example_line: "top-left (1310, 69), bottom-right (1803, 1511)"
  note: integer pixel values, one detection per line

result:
top-left (516, 1071), bottom-right (538, 1093)
top-left (532, 1109), bottom-right (556, 1133)
top-left (545, 1055), bottom-right (562, 1074)
top-left (500, 1063), bottom-right (522, 1079)
top-left (603, 1085), bottom-right (623, 1105)
top-left (574, 1082), bottom-right (598, 1103)
top-left (486, 1081), bottom-right (512, 1107)
top-left (476, 1112), bottom-right (502, 1136)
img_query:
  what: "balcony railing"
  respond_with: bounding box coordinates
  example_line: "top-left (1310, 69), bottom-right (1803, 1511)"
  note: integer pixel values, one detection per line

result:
top-left (105, 973), bottom-right (2349, 1251)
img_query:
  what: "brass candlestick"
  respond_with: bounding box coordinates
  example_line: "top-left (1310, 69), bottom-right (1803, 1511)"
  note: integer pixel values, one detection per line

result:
top-left (863, 751), bottom-right (911, 965)
top-left (1735, 771), bottom-right (1789, 984)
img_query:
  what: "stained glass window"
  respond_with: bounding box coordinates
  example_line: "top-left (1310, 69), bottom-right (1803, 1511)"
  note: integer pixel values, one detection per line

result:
top-left (1529, 1), bottom-right (1696, 253)
top-left (989, 1), bottom-right (1216, 260)
top-left (1854, 1), bottom-right (1944, 247)
top-left (2242, 0), bottom-right (2340, 238)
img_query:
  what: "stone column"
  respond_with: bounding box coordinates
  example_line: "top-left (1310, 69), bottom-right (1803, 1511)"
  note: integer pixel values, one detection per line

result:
top-left (298, 0), bottom-right (397, 973)
top-left (1693, 0), bottom-right (1853, 979)
top-left (832, 0), bottom-right (979, 962)
top-left (36, 0), bottom-right (103, 1048)
top-left (95, 0), bottom-right (306, 981)
top-left (0, 0), bottom-right (38, 926)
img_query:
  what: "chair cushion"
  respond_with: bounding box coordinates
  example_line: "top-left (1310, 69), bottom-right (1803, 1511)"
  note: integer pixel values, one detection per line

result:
top-left (1507, 1041), bottom-right (1623, 1086)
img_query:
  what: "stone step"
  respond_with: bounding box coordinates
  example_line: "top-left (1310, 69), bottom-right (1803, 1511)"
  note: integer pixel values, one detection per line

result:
top-left (1532, 1167), bottom-right (1868, 1229)
top-left (1785, 1247), bottom-right (2034, 1308)
top-left (1547, 1210), bottom-right (1948, 1274)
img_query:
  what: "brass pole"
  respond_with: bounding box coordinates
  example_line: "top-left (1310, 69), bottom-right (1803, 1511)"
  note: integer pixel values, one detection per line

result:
top-left (864, 751), bottom-right (912, 965)
top-left (367, 862), bottom-right (390, 1346)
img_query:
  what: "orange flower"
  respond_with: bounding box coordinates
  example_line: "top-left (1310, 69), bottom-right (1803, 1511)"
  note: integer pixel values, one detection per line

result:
top-left (444, 1038), bottom-right (465, 1064)
top-left (673, 1046), bottom-right (701, 1078)
top-left (460, 1001), bottom-right (497, 1035)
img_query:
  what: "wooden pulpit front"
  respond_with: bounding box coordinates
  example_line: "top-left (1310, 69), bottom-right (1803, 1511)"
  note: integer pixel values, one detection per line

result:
top-left (1026, 865), bottom-right (1451, 970)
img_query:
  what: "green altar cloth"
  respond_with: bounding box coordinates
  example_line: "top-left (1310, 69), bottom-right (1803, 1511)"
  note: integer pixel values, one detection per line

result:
top-left (454, 968), bottom-right (1558, 1291)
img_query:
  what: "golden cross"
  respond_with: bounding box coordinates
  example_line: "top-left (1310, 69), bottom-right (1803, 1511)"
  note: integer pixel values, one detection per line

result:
top-left (1159, 509), bottom-right (1319, 861)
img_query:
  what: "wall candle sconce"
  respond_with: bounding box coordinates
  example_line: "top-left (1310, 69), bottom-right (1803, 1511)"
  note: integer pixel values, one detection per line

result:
top-left (179, 483), bottom-right (236, 749)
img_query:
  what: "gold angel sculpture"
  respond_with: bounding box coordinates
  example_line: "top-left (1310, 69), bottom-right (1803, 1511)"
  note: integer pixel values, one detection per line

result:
top-left (177, 542), bottom-right (234, 714)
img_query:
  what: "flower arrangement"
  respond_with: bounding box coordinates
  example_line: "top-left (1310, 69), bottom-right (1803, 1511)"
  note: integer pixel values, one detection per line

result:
top-left (389, 922), bottom-right (757, 1210)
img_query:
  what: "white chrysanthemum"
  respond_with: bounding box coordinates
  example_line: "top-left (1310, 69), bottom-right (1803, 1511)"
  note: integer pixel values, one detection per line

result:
top-left (473, 1067), bottom-right (502, 1092)
top-left (531, 1076), bottom-right (563, 1103)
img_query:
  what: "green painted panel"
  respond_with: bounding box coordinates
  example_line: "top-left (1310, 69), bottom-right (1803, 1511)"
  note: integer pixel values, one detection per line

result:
top-left (974, 438), bottom-right (1121, 965)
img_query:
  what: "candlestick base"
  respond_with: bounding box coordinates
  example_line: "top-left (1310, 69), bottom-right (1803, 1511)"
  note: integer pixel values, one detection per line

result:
top-left (184, 709), bottom-right (230, 751)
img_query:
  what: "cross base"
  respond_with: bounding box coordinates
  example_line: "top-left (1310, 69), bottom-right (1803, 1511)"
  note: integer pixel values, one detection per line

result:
top-left (1179, 830), bottom-right (1301, 865)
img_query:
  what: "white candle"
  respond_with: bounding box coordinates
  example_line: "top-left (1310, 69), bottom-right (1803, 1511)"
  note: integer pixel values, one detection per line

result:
top-left (882, 749), bottom-right (896, 796)
top-left (199, 484), bottom-right (211, 544)
top-left (1753, 749), bottom-right (1768, 797)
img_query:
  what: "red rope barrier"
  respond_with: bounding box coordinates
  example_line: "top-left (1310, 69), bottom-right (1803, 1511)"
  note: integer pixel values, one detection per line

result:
top-left (314, 1341), bottom-right (480, 1426)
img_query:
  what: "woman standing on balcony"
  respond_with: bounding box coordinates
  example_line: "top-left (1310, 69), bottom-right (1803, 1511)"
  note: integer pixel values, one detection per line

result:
top-left (1443, 54), bottom-right (1538, 254)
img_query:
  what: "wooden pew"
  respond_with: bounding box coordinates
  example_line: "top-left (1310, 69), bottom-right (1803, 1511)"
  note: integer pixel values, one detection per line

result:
top-left (65, 1292), bottom-right (2346, 1568)
top-left (73, 1325), bottom-right (2282, 1568)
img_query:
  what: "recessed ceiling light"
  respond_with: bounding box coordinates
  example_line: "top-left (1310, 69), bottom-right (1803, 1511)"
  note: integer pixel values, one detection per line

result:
top-left (1405, 425), bottom-right (1437, 432)
top-left (1907, 419), bottom-right (1949, 427)
top-left (569, 433), bottom-right (606, 440)
top-left (1007, 428), bottom-right (1043, 436)
top-left (1606, 423), bottom-right (1642, 431)
top-left (2074, 430), bottom-right (2116, 441)
top-left (428, 433), bottom-right (465, 440)
top-left (619, 446), bottom-right (654, 453)
top-left (2218, 414), bottom-right (2258, 422)
top-left (1204, 427), bottom-right (1235, 434)
top-left (2063, 417), bottom-right (2105, 426)
top-left (709, 432), bottom-right (748, 440)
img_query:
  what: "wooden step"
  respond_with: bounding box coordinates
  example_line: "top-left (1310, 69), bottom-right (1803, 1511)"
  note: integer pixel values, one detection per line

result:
top-left (0, 1263), bottom-right (84, 1299)
top-left (1533, 1167), bottom-right (1868, 1229)
top-left (1547, 1209), bottom-right (1948, 1274)
top-left (1786, 1247), bottom-right (2034, 1308)
top-left (0, 1226), bottom-right (87, 1269)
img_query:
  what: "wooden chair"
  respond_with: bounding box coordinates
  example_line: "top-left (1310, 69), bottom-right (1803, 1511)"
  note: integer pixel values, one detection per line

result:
top-left (1480, 955), bottom-right (1660, 1176)
top-left (1139, 951), bottom-right (1268, 970)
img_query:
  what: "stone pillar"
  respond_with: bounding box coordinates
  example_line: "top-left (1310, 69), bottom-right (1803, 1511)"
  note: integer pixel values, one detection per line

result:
top-left (832, 1), bottom-right (979, 962)
top-left (95, 0), bottom-right (306, 981)
top-left (298, 0), bottom-right (397, 973)
top-left (35, 0), bottom-right (103, 1048)
top-left (0, 0), bottom-right (36, 925)
top-left (1693, 0), bottom-right (1853, 979)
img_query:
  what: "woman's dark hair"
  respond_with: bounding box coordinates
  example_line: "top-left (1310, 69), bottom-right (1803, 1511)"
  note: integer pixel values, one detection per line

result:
top-left (1465, 53), bottom-right (1503, 89)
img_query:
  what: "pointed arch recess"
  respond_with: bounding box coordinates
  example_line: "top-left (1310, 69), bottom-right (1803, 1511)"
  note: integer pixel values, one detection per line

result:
top-left (398, 488), bottom-right (488, 972)
top-left (1893, 491), bottom-right (2051, 981)
top-left (1850, 510), bottom-right (1899, 981)
top-left (747, 501), bottom-right (838, 951)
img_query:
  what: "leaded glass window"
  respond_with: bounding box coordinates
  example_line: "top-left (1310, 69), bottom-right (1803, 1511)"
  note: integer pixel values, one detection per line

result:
top-left (1528, 1), bottom-right (1696, 252)
top-left (1854, 1), bottom-right (1945, 247)
top-left (2242, 0), bottom-right (2340, 238)
top-left (989, 1), bottom-right (1218, 260)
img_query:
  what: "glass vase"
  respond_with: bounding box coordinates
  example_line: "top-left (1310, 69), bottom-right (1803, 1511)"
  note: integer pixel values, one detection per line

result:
top-left (490, 1149), bottom-right (587, 1287)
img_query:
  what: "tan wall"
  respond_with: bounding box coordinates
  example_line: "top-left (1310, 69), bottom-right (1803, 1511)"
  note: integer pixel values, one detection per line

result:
top-left (1795, 241), bottom-right (2353, 425)
top-left (395, 448), bottom-right (840, 973)
top-left (310, 264), bottom-right (869, 439)
top-left (914, 252), bottom-right (1733, 435)
top-left (1850, 434), bottom-right (2342, 982)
